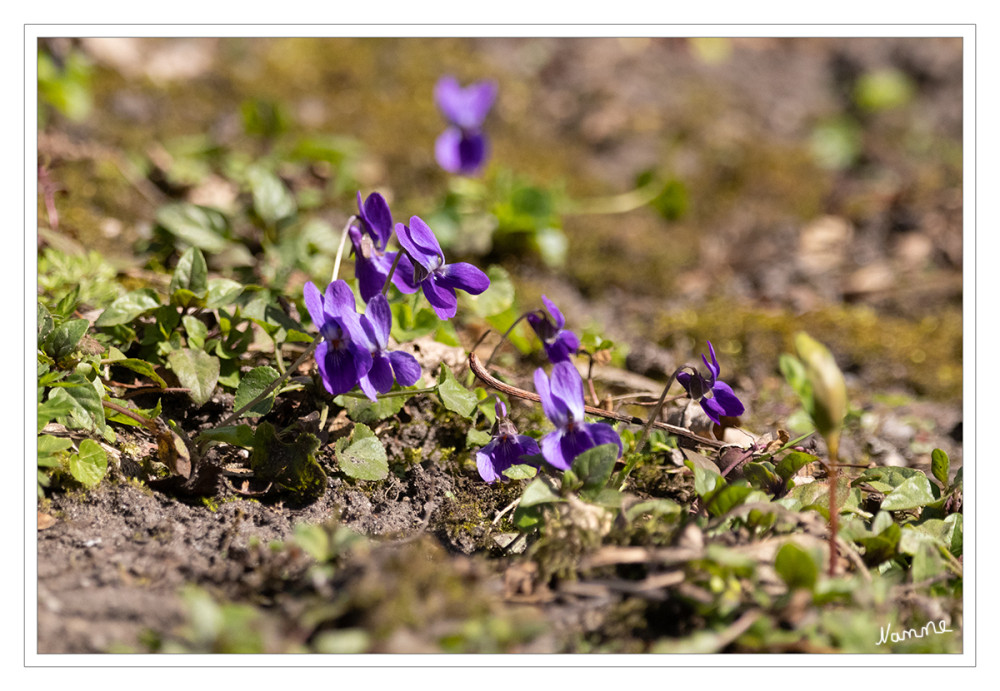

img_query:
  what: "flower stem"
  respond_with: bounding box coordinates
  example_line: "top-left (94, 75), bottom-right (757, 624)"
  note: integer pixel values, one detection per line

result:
top-left (560, 178), bottom-right (663, 216)
top-left (331, 214), bottom-right (357, 283)
top-left (338, 385), bottom-right (439, 400)
top-left (636, 365), bottom-right (692, 452)
top-left (485, 311), bottom-right (535, 369)
top-left (469, 352), bottom-right (721, 448)
top-left (826, 436), bottom-right (840, 576)
top-left (217, 335), bottom-right (321, 428)
top-left (381, 249), bottom-right (404, 297)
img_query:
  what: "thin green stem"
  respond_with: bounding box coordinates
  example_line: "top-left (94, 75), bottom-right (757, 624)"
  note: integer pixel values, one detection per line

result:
top-left (338, 385), bottom-right (439, 400)
top-left (636, 365), bottom-right (691, 452)
top-left (486, 311), bottom-right (536, 369)
top-left (560, 178), bottom-right (663, 216)
top-left (580, 349), bottom-right (601, 407)
top-left (826, 435), bottom-right (840, 577)
top-left (331, 214), bottom-right (357, 283)
top-left (381, 249), bottom-right (404, 297)
top-left (217, 334), bottom-right (322, 428)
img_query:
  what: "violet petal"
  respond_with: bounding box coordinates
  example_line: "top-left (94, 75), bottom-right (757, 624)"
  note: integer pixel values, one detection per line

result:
top-left (388, 350), bottom-right (422, 387)
top-left (436, 261), bottom-right (490, 295)
top-left (710, 380), bottom-right (745, 417)
top-left (396, 217), bottom-right (444, 270)
top-left (420, 277), bottom-right (459, 320)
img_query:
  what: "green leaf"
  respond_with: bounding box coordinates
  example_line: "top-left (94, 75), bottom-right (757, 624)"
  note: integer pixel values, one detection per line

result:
top-left (37, 303), bottom-right (54, 346)
top-left (911, 541), bottom-right (945, 583)
top-left (501, 464), bottom-right (538, 481)
top-left (743, 462), bottom-right (782, 492)
top-left (782, 477), bottom-right (854, 517)
top-left (437, 364), bottom-right (478, 418)
top-left (182, 315), bottom-right (208, 349)
top-left (775, 451), bottom-right (818, 482)
top-left (871, 510), bottom-right (895, 536)
top-left (56, 376), bottom-right (106, 431)
top-left (166, 348), bottom-right (220, 406)
top-left (38, 388), bottom-right (78, 430)
top-left (518, 477), bottom-right (562, 508)
top-left (880, 474), bottom-right (936, 511)
top-left (107, 358), bottom-right (167, 388)
top-left (460, 265), bottom-right (514, 317)
top-left (170, 288), bottom-right (203, 310)
top-left (169, 246), bottom-right (209, 299)
top-left (390, 301), bottom-right (439, 342)
top-left (333, 394), bottom-right (407, 424)
top-left (624, 498), bottom-right (681, 522)
top-left (204, 278), bottom-right (244, 309)
top-left (569, 443), bottom-right (619, 492)
top-left (95, 289), bottom-right (161, 327)
top-left (103, 397), bottom-right (161, 428)
top-left (685, 456), bottom-right (722, 498)
top-left (931, 448), bottom-right (950, 487)
top-left (466, 428), bottom-right (493, 448)
top-left (38, 434), bottom-right (73, 460)
top-left (248, 165), bottom-right (297, 228)
top-left (155, 203), bottom-right (231, 254)
top-left (54, 284), bottom-right (80, 319)
top-left (774, 542), bottom-right (819, 591)
top-left (249, 421), bottom-right (326, 500)
top-left (949, 467), bottom-right (962, 494)
top-left (293, 523), bottom-right (330, 563)
top-left (334, 423), bottom-right (388, 481)
top-left (46, 318), bottom-right (89, 361)
top-left (851, 466), bottom-right (924, 493)
top-left (904, 517), bottom-right (963, 559)
top-left (707, 484), bottom-right (755, 517)
top-left (856, 523), bottom-right (901, 565)
top-left (197, 424), bottom-right (256, 449)
top-left (69, 439), bottom-right (107, 488)
top-left (233, 366), bottom-right (280, 417)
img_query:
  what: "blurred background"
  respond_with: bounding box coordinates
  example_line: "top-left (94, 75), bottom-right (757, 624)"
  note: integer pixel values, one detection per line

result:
top-left (36, 36), bottom-right (963, 465)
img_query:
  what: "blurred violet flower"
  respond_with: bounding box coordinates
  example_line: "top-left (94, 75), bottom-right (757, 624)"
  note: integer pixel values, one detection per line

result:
top-left (434, 76), bottom-right (497, 175)
top-left (534, 361), bottom-right (622, 471)
top-left (303, 280), bottom-right (374, 399)
top-left (394, 215), bottom-right (490, 320)
top-left (527, 295), bottom-right (580, 363)
top-left (355, 293), bottom-right (422, 399)
top-left (476, 399), bottom-right (541, 484)
top-left (676, 341), bottom-right (745, 425)
top-left (348, 191), bottom-right (416, 301)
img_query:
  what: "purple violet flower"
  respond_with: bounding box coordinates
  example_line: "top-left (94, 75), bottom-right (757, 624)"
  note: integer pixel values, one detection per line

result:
top-left (534, 361), bottom-right (622, 471)
top-left (394, 215), bottom-right (490, 320)
top-left (303, 280), bottom-right (374, 399)
top-left (476, 399), bottom-right (541, 484)
top-left (355, 293), bottom-right (423, 399)
top-left (434, 76), bottom-right (497, 175)
top-left (676, 341), bottom-right (745, 425)
top-left (527, 295), bottom-right (580, 363)
top-left (348, 191), bottom-right (416, 301)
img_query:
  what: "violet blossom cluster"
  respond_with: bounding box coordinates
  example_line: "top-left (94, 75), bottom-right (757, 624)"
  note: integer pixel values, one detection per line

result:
top-left (307, 192), bottom-right (489, 399)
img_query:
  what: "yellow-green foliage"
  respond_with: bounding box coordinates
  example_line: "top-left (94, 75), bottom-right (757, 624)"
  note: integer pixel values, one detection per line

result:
top-left (654, 299), bottom-right (961, 401)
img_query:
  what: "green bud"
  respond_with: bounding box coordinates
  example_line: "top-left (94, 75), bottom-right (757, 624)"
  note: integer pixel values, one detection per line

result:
top-left (794, 332), bottom-right (848, 458)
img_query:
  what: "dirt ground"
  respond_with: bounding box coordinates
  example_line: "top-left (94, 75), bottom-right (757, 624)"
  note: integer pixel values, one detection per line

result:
top-left (35, 36), bottom-right (964, 654)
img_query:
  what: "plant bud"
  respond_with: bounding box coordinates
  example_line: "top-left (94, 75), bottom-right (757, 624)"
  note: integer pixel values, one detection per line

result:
top-left (794, 332), bottom-right (848, 456)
